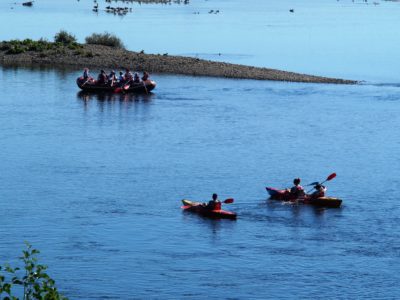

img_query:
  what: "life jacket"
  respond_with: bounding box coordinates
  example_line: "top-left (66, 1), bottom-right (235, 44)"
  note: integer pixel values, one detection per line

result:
top-left (214, 202), bottom-right (222, 210)
top-left (290, 185), bottom-right (304, 199)
top-left (207, 200), bottom-right (221, 210)
top-left (311, 188), bottom-right (326, 199)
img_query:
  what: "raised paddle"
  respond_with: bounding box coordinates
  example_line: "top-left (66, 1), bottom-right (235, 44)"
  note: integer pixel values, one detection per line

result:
top-left (306, 173), bottom-right (336, 193)
top-left (320, 173), bottom-right (336, 185)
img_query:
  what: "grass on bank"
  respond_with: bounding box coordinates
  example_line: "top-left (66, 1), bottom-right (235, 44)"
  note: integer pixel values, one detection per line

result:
top-left (0, 30), bottom-right (125, 55)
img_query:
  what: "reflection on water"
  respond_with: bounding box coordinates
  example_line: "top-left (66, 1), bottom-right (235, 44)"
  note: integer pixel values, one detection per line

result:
top-left (77, 91), bottom-right (155, 102)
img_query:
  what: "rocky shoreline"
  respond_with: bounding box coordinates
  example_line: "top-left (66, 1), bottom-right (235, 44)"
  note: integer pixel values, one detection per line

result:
top-left (0, 43), bottom-right (356, 84)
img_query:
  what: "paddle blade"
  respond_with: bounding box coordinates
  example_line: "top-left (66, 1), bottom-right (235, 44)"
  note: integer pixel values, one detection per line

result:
top-left (123, 84), bottom-right (130, 90)
top-left (224, 198), bottom-right (234, 204)
top-left (326, 173), bottom-right (337, 181)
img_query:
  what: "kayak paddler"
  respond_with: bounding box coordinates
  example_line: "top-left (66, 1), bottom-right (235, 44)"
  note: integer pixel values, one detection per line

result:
top-left (288, 178), bottom-right (305, 199)
top-left (203, 193), bottom-right (222, 210)
top-left (310, 184), bottom-right (326, 199)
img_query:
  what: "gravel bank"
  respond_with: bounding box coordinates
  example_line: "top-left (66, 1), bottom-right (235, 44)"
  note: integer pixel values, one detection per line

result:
top-left (0, 44), bottom-right (357, 84)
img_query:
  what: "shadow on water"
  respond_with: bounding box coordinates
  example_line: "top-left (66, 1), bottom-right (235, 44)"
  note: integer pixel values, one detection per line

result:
top-left (1, 63), bottom-right (77, 79)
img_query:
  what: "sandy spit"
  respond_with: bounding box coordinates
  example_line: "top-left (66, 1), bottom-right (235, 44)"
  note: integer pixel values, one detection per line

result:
top-left (0, 44), bottom-right (357, 84)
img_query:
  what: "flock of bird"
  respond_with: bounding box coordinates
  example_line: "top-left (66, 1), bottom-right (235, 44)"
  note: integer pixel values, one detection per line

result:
top-left (91, 0), bottom-right (381, 17)
top-left (92, 0), bottom-right (191, 16)
top-left (93, 0), bottom-right (133, 15)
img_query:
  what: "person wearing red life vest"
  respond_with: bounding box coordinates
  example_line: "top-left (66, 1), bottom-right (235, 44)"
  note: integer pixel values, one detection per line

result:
top-left (204, 193), bottom-right (222, 210)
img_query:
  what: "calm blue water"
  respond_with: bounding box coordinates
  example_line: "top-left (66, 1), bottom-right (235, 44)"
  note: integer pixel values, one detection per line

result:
top-left (1, 0), bottom-right (400, 299)
top-left (1, 66), bottom-right (399, 299)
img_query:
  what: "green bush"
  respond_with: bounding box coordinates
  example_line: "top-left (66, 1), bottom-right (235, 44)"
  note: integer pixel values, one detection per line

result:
top-left (0, 42), bottom-right (11, 51)
top-left (0, 242), bottom-right (67, 299)
top-left (85, 32), bottom-right (125, 49)
top-left (54, 30), bottom-right (77, 45)
top-left (6, 45), bottom-right (25, 54)
top-left (1, 39), bottom-right (57, 54)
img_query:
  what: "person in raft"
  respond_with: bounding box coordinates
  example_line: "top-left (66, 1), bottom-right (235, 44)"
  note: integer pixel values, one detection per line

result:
top-left (310, 184), bottom-right (326, 199)
top-left (288, 178), bottom-right (305, 199)
top-left (97, 70), bottom-right (108, 85)
top-left (204, 193), bottom-right (222, 210)
top-left (133, 72), bottom-right (141, 83)
top-left (124, 69), bottom-right (133, 82)
top-left (108, 70), bottom-right (117, 84)
top-left (118, 71), bottom-right (125, 83)
top-left (141, 71), bottom-right (149, 81)
top-left (83, 68), bottom-right (90, 80)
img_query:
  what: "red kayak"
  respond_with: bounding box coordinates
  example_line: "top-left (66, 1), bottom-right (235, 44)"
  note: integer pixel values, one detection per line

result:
top-left (181, 199), bottom-right (237, 220)
top-left (266, 187), bottom-right (342, 208)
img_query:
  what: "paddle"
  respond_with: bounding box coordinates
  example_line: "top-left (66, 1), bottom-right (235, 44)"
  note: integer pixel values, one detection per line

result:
top-left (143, 81), bottom-right (148, 94)
top-left (81, 77), bottom-right (91, 87)
top-left (123, 79), bottom-right (132, 91)
top-left (223, 198), bottom-right (234, 204)
top-left (306, 173), bottom-right (336, 193)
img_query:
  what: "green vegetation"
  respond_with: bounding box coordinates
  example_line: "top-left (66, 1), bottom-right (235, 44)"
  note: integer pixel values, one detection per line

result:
top-left (0, 31), bottom-right (124, 56)
top-left (85, 32), bottom-right (125, 49)
top-left (0, 38), bottom-right (82, 55)
top-left (0, 243), bottom-right (67, 300)
top-left (54, 30), bottom-right (77, 45)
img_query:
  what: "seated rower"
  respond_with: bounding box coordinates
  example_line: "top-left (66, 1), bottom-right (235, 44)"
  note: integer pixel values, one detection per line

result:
top-left (289, 178), bottom-right (305, 199)
top-left (118, 71), bottom-right (125, 82)
top-left (83, 68), bottom-right (90, 80)
top-left (97, 70), bottom-right (108, 85)
top-left (124, 69), bottom-right (133, 82)
top-left (141, 71), bottom-right (149, 81)
top-left (310, 184), bottom-right (326, 199)
top-left (133, 72), bottom-right (141, 83)
top-left (108, 70), bottom-right (117, 83)
top-left (204, 193), bottom-right (222, 210)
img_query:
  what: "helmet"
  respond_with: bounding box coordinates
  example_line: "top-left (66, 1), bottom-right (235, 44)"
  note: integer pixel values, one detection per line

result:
top-left (293, 178), bottom-right (301, 185)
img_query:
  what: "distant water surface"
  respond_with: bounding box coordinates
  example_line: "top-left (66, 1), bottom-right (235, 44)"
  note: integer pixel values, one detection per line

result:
top-left (0, 0), bottom-right (400, 82)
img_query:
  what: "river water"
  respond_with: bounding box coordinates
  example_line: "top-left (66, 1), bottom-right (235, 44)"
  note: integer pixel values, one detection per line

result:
top-left (1, 0), bottom-right (400, 299)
